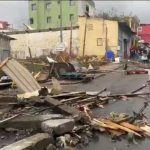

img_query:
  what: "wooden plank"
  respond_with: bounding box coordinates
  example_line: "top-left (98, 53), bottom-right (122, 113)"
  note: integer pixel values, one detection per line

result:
top-left (93, 119), bottom-right (119, 130)
top-left (141, 125), bottom-right (150, 137)
top-left (102, 119), bottom-right (142, 137)
top-left (99, 92), bottom-right (150, 98)
top-left (75, 97), bottom-right (96, 104)
top-left (120, 122), bottom-right (143, 132)
top-left (51, 91), bottom-right (86, 99)
top-left (107, 129), bottom-right (125, 136)
top-left (44, 96), bottom-right (82, 121)
top-left (61, 96), bottom-right (83, 103)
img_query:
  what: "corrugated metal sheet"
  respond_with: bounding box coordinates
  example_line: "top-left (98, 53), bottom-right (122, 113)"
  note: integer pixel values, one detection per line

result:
top-left (0, 58), bottom-right (41, 93)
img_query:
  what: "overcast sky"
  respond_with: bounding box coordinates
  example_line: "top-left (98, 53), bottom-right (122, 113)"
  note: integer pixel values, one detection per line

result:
top-left (0, 1), bottom-right (150, 29)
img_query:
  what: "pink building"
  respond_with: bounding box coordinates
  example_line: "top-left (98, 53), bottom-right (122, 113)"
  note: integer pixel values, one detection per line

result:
top-left (0, 21), bottom-right (10, 30)
top-left (138, 24), bottom-right (150, 43)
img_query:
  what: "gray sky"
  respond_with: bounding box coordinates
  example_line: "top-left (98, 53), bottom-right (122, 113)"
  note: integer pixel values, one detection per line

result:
top-left (0, 1), bottom-right (150, 29)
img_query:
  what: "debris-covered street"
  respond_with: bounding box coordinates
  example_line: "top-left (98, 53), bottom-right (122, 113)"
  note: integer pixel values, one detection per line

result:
top-left (0, 60), bottom-right (150, 150)
top-left (1, 1), bottom-right (150, 150)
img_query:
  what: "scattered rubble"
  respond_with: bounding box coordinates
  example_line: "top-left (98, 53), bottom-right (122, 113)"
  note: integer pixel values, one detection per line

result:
top-left (0, 58), bottom-right (150, 149)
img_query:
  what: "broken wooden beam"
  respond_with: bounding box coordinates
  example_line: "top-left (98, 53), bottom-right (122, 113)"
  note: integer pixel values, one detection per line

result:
top-left (131, 84), bottom-right (147, 94)
top-left (44, 96), bottom-right (82, 121)
top-left (50, 91), bottom-right (86, 99)
top-left (60, 96), bottom-right (84, 104)
top-left (119, 122), bottom-right (143, 132)
top-left (102, 119), bottom-right (142, 137)
top-left (99, 92), bottom-right (150, 98)
top-left (75, 97), bottom-right (97, 104)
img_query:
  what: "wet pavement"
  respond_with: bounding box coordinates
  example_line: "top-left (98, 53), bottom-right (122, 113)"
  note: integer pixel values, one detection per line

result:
top-left (60, 68), bottom-right (150, 150)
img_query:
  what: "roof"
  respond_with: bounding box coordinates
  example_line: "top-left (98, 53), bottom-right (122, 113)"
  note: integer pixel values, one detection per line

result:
top-left (119, 22), bottom-right (135, 34)
top-left (2, 26), bottom-right (79, 35)
top-left (0, 33), bottom-right (15, 40)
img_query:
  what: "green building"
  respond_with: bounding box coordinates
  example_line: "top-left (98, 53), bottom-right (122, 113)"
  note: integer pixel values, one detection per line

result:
top-left (29, 0), bottom-right (95, 29)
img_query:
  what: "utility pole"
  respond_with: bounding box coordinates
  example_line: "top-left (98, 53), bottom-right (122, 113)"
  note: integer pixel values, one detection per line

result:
top-left (82, 17), bottom-right (87, 57)
top-left (60, 0), bottom-right (63, 42)
top-left (70, 20), bottom-right (73, 56)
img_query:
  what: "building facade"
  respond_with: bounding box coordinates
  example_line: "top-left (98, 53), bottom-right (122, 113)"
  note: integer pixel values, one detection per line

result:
top-left (7, 28), bottom-right (79, 59)
top-left (29, 0), bottom-right (95, 29)
top-left (118, 22), bottom-right (134, 59)
top-left (79, 17), bottom-right (119, 58)
top-left (138, 24), bottom-right (150, 44)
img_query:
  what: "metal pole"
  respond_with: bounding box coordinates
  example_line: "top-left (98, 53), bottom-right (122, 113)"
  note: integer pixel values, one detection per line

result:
top-left (60, 0), bottom-right (63, 42)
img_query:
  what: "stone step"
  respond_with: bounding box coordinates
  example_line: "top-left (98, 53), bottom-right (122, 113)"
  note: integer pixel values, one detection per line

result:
top-left (41, 118), bottom-right (75, 135)
top-left (0, 133), bottom-right (51, 150)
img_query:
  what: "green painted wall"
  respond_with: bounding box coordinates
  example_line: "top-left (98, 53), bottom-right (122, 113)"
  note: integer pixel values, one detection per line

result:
top-left (29, 0), bottom-right (79, 29)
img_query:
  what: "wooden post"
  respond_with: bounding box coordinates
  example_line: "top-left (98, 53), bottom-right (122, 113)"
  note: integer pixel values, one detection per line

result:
top-left (28, 47), bottom-right (35, 73)
top-left (82, 17), bottom-right (87, 57)
top-left (105, 24), bottom-right (108, 61)
top-left (70, 21), bottom-right (73, 56)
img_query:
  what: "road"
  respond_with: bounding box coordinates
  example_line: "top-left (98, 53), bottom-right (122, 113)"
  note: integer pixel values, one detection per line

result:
top-left (61, 65), bottom-right (150, 150)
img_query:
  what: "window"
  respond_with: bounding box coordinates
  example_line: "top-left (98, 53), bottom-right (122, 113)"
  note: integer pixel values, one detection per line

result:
top-left (70, 14), bottom-right (74, 22)
top-left (47, 17), bottom-right (52, 23)
top-left (58, 15), bottom-right (61, 19)
top-left (45, 2), bottom-right (51, 9)
top-left (86, 5), bottom-right (89, 13)
top-left (31, 3), bottom-right (36, 11)
top-left (30, 18), bottom-right (34, 24)
top-left (97, 38), bottom-right (103, 46)
top-left (69, 0), bottom-right (75, 6)
top-left (87, 24), bottom-right (93, 31)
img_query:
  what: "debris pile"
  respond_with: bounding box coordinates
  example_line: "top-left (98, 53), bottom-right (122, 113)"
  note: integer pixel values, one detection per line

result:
top-left (0, 58), bottom-right (150, 150)
top-left (92, 102), bottom-right (150, 142)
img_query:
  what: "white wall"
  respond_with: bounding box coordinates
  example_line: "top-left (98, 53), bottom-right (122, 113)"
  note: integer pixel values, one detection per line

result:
top-left (9, 29), bottom-right (79, 59)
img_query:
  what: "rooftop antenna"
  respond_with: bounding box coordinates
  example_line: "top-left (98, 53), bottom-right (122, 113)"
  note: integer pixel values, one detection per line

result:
top-left (23, 23), bottom-right (34, 31)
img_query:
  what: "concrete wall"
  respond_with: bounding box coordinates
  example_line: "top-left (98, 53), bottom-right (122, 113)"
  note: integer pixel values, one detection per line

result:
top-left (9, 29), bottom-right (79, 59)
top-left (9, 17), bottom-right (119, 59)
top-left (79, 17), bottom-right (118, 58)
